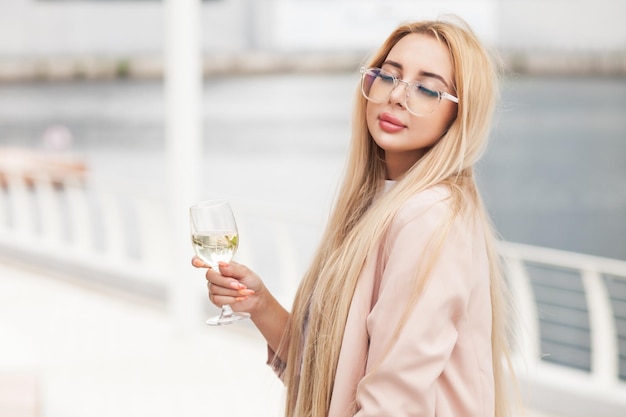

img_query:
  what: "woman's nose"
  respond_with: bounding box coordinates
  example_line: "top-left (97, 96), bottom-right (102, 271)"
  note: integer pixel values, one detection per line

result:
top-left (388, 82), bottom-right (407, 107)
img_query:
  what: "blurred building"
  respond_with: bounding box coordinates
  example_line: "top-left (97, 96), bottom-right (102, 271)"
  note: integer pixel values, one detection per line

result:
top-left (0, 0), bottom-right (625, 80)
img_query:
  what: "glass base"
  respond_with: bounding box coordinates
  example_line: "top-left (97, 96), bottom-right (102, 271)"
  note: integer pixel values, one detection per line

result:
top-left (206, 306), bottom-right (250, 326)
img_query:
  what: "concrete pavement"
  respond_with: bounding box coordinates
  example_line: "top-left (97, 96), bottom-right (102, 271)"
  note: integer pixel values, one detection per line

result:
top-left (0, 259), bottom-right (283, 417)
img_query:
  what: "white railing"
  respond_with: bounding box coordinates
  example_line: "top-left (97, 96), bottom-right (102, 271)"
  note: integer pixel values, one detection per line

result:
top-left (1, 173), bottom-right (625, 416)
top-left (0, 173), bottom-right (172, 301)
top-left (501, 243), bottom-right (626, 417)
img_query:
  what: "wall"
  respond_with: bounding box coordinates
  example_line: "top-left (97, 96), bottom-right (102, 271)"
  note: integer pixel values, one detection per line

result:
top-left (496, 0), bottom-right (626, 52)
top-left (0, 0), bottom-right (624, 79)
top-left (0, 0), bottom-right (248, 56)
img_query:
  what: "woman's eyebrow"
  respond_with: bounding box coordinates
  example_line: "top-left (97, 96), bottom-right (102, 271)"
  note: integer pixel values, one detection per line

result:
top-left (382, 60), bottom-right (403, 71)
top-left (382, 60), bottom-right (451, 89)
top-left (419, 71), bottom-right (451, 89)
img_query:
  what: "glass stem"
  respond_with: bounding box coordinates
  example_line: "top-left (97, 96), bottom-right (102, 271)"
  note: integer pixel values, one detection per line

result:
top-left (220, 304), bottom-right (235, 318)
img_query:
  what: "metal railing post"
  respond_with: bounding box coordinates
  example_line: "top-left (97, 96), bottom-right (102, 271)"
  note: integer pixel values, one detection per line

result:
top-left (581, 269), bottom-right (619, 385)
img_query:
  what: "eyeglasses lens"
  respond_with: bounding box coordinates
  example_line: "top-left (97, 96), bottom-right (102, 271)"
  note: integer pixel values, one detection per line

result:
top-left (361, 68), bottom-right (440, 116)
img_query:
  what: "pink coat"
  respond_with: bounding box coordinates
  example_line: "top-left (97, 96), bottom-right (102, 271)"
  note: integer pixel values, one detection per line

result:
top-left (273, 185), bottom-right (495, 417)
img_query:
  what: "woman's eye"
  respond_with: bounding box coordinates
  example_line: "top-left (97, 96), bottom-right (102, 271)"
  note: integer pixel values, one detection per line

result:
top-left (378, 73), bottom-right (396, 83)
top-left (416, 85), bottom-right (439, 98)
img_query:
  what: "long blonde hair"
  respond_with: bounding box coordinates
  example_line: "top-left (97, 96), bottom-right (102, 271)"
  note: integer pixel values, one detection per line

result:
top-left (277, 17), bottom-right (514, 417)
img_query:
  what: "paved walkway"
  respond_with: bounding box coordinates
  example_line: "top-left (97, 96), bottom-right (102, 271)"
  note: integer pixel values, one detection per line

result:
top-left (0, 259), bottom-right (283, 417)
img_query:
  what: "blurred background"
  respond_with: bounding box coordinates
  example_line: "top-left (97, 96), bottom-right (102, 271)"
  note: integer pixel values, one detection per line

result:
top-left (0, 1), bottom-right (625, 416)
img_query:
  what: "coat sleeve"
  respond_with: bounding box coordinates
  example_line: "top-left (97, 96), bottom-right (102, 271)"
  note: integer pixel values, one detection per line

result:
top-left (266, 345), bottom-right (286, 381)
top-left (354, 198), bottom-right (479, 417)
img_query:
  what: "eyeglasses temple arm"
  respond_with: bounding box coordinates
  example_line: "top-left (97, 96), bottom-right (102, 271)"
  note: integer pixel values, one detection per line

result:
top-left (442, 92), bottom-right (459, 103)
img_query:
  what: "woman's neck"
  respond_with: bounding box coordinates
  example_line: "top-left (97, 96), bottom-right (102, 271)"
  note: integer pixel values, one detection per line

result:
top-left (384, 149), bottom-right (425, 180)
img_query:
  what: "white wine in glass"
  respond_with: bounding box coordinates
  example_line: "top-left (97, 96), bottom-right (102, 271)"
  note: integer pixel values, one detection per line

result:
top-left (190, 199), bottom-right (250, 326)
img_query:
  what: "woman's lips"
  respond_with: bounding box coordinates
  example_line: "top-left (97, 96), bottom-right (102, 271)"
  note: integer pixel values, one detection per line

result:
top-left (378, 113), bottom-right (406, 133)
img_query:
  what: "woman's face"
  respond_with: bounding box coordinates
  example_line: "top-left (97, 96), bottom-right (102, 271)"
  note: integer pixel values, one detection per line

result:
top-left (366, 33), bottom-right (457, 180)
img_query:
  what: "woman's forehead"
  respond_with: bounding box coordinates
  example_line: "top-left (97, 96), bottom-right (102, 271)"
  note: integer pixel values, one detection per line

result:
top-left (385, 33), bottom-right (454, 83)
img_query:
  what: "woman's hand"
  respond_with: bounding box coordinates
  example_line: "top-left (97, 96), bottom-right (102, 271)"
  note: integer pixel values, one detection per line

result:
top-left (191, 257), bottom-right (265, 316)
top-left (191, 257), bottom-right (290, 352)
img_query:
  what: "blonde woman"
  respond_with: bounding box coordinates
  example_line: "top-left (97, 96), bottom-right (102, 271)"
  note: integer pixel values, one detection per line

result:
top-left (194, 17), bottom-right (514, 417)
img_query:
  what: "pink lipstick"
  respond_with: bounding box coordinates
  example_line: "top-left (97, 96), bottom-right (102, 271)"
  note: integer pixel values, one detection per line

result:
top-left (379, 113), bottom-right (406, 133)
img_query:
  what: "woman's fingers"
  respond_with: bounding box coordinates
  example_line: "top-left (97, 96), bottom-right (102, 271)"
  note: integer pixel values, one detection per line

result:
top-left (192, 257), bottom-right (258, 309)
top-left (191, 257), bottom-right (251, 291)
top-left (208, 287), bottom-right (252, 307)
top-left (204, 263), bottom-right (255, 306)
top-left (207, 280), bottom-right (254, 306)
top-left (206, 266), bottom-right (247, 288)
top-left (191, 256), bottom-right (208, 268)
top-left (216, 261), bottom-right (260, 291)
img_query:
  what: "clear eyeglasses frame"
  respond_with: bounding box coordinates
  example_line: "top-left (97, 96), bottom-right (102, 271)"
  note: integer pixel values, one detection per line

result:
top-left (359, 67), bottom-right (459, 117)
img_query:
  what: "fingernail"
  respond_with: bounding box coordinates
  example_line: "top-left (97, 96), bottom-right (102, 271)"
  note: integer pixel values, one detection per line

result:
top-left (218, 261), bottom-right (229, 267)
top-left (235, 296), bottom-right (248, 302)
top-left (239, 289), bottom-right (255, 296)
top-left (230, 282), bottom-right (246, 290)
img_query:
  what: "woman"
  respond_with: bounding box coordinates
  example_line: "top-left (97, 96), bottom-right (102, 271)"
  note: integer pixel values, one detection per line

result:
top-left (194, 17), bottom-right (514, 417)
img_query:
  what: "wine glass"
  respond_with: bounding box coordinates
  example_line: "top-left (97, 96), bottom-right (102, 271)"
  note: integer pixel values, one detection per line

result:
top-left (190, 199), bottom-right (250, 326)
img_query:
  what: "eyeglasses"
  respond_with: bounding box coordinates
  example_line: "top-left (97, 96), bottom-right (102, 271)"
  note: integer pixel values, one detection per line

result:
top-left (360, 67), bottom-right (459, 117)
